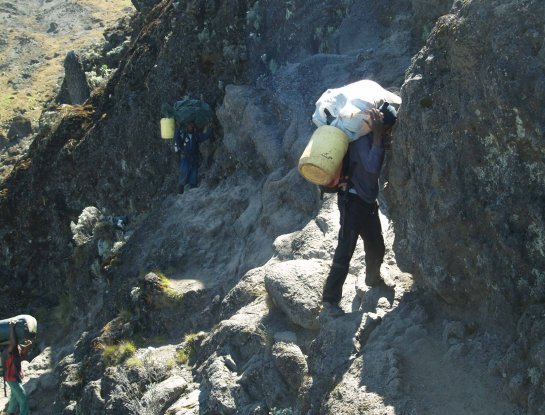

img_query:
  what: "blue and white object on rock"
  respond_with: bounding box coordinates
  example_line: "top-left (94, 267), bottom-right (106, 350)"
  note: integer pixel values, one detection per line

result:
top-left (0, 315), bottom-right (38, 345)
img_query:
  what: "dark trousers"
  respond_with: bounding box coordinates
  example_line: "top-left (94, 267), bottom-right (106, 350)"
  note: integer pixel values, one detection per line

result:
top-left (179, 156), bottom-right (199, 187)
top-left (322, 192), bottom-right (385, 305)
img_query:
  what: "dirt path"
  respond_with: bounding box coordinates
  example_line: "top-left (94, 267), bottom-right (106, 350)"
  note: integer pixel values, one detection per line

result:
top-left (357, 210), bottom-right (523, 415)
top-left (400, 332), bottom-right (522, 415)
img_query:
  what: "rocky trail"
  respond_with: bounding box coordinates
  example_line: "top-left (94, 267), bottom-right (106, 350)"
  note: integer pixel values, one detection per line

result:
top-left (2, 195), bottom-right (522, 414)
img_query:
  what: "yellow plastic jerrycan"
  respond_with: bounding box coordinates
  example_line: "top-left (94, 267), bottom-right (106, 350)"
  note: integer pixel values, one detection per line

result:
top-left (160, 118), bottom-right (175, 139)
top-left (298, 125), bottom-right (349, 186)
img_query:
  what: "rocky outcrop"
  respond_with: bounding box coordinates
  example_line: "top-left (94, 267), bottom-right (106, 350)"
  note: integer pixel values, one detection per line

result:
top-left (385, 0), bottom-right (545, 409)
top-left (57, 51), bottom-right (91, 105)
top-left (389, 0), bottom-right (545, 311)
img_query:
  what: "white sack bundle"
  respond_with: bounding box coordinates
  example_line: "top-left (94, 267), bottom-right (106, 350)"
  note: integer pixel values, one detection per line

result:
top-left (312, 79), bottom-right (401, 141)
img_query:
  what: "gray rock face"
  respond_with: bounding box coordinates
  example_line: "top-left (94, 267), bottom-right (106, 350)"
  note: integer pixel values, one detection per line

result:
top-left (217, 85), bottom-right (284, 174)
top-left (384, 0), bottom-right (545, 407)
top-left (130, 0), bottom-right (159, 12)
top-left (79, 380), bottom-right (105, 415)
top-left (386, 0), bottom-right (545, 320)
top-left (272, 341), bottom-right (308, 390)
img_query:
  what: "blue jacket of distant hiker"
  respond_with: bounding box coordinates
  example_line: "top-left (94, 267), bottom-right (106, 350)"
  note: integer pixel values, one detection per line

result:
top-left (174, 126), bottom-right (213, 187)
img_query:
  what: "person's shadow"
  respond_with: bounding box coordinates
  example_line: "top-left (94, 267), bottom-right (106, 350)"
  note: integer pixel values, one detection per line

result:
top-left (304, 310), bottom-right (365, 413)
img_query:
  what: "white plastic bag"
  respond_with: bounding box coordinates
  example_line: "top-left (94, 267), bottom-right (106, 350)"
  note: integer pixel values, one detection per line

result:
top-left (312, 80), bottom-right (401, 141)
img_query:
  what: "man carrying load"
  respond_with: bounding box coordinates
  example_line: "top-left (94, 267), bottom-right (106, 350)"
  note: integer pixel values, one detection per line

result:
top-left (2, 321), bottom-right (32, 415)
top-left (164, 98), bottom-right (215, 194)
top-left (321, 102), bottom-right (397, 317)
top-left (174, 121), bottom-right (213, 194)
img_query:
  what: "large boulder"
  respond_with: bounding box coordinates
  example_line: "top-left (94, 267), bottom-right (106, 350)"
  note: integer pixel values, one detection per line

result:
top-left (386, 0), bottom-right (545, 317)
top-left (271, 341), bottom-right (308, 391)
top-left (264, 260), bottom-right (327, 330)
top-left (141, 376), bottom-right (188, 413)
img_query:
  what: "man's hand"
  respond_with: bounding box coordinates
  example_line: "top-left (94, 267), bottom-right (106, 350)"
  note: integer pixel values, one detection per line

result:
top-left (368, 108), bottom-right (385, 146)
top-left (337, 175), bottom-right (350, 191)
top-left (20, 339), bottom-right (32, 349)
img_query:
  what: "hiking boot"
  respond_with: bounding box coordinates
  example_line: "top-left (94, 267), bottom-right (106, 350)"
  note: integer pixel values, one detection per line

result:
top-left (365, 271), bottom-right (391, 289)
top-left (178, 184), bottom-right (185, 194)
top-left (370, 278), bottom-right (392, 290)
top-left (321, 302), bottom-right (345, 318)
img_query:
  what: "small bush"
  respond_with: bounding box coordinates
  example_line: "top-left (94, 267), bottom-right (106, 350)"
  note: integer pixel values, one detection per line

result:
top-left (125, 357), bottom-right (143, 368)
top-left (175, 348), bottom-right (190, 365)
top-left (110, 364), bottom-right (163, 415)
top-left (103, 340), bottom-right (137, 367)
top-left (165, 358), bottom-right (176, 371)
top-left (155, 271), bottom-right (184, 301)
top-left (175, 332), bottom-right (202, 366)
top-left (118, 308), bottom-right (132, 321)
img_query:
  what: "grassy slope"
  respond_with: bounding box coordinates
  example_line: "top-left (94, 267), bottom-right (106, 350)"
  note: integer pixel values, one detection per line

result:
top-left (0, 0), bottom-right (133, 136)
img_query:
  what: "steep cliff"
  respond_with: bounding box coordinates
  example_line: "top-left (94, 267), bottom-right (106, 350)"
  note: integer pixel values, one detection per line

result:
top-left (1, 0), bottom-right (543, 414)
top-left (386, 0), bottom-right (545, 410)
top-left (389, 0), bottom-right (545, 316)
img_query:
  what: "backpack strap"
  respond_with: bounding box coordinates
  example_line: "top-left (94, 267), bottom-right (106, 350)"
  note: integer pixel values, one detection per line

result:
top-left (2, 349), bottom-right (8, 397)
top-left (13, 330), bottom-right (22, 381)
top-left (339, 151), bottom-right (353, 239)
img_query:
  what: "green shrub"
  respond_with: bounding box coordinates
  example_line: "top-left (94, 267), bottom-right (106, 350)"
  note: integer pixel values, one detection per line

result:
top-left (155, 271), bottom-right (184, 301)
top-left (175, 332), bottom-right (202, 366)
top-left (118, 308), bottom-right (132, 320)
top-left (175, 348), bottom-right (190, 365)
top-left (125, 357), bottom-right (143, 368)
top-left (103, 340), bottom-right (137, 367)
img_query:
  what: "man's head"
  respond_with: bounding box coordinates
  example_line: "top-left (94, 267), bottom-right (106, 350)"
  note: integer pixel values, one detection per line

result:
top-left (186, 121), bottom-right (196, 133)
top-left (379, 102), bottom-right (397, 127)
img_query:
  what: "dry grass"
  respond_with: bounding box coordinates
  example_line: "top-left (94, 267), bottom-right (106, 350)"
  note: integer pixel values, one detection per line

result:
top-left (0, 0), bottom-right (133, 135)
